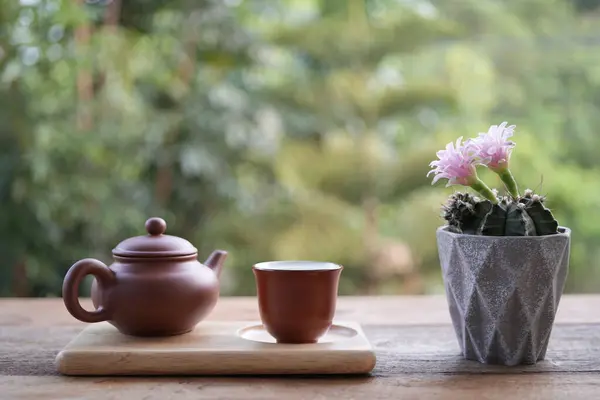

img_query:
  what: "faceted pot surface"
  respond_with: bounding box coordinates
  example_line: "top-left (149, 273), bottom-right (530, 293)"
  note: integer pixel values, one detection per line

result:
top-left (436, 226), bottom-right (571, 366)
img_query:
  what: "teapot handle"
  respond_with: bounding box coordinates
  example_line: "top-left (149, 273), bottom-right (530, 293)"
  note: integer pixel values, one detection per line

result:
top-left (62, 258), bottom-right (116, 323)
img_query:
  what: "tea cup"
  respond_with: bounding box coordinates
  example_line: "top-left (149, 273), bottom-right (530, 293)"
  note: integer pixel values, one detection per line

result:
top-left (252, 260), bottom-right (343, 344)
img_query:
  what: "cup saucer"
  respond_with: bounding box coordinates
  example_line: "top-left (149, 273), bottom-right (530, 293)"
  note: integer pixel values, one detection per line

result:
top-left (236, 323), bottom-right (358, 344)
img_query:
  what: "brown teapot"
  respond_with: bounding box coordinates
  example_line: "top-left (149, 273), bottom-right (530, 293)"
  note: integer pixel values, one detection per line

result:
top-left (62, 217), bottom-right (228, 337)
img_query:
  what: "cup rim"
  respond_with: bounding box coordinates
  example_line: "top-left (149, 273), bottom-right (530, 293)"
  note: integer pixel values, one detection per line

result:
top-left (252, 260), bottom-right (343, 272)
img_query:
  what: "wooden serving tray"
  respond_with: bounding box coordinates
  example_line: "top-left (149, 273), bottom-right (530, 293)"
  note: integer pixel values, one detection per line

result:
top-left (56, 320), bottom-right (376, 376)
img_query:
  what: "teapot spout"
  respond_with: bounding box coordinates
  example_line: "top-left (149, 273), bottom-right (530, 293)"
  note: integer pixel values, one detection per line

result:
top-left (204, 250), bottom-right (228, 279)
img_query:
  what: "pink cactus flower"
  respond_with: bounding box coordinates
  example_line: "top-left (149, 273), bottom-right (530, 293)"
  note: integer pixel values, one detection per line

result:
top-left (427, 137), bottom-right (479, 187)
top-left (470, 121), bottom-right (516, 171)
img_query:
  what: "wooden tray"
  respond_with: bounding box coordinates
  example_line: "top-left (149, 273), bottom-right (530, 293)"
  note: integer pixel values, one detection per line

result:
top-left (55, 320), bottom-right (376, 376)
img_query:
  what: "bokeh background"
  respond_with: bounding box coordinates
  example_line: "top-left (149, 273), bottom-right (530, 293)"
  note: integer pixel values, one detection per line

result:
top-left (2, 0), bottom-right (600, 298)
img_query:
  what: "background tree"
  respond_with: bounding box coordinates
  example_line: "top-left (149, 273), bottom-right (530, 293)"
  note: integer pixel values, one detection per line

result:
top-left (1, 0), bottom-right (600, 297)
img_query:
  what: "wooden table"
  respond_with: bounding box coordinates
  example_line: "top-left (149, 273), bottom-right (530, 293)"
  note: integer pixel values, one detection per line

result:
top-left (1, 295), bottom-right (598, 399)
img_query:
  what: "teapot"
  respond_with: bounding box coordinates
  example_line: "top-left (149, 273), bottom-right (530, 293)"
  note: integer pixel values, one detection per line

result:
top-left (62, 217), bottom-right (228, 336)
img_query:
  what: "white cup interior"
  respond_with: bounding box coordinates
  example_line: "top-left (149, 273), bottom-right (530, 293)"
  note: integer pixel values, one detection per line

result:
top-left (253, 260), bottom-right (342, 271)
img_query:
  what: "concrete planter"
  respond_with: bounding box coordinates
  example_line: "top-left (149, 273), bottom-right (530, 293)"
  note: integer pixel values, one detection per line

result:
top-left (436, 226), bottom-right (571, 366)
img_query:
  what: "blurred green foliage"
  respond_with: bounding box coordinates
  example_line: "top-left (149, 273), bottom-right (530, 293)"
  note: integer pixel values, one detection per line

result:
top-left (1, 0), bottom-right (600, 297)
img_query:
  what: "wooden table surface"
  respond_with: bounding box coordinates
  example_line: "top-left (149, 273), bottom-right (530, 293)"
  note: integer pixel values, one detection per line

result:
top-left (1, 295), bottom-right (599, 399)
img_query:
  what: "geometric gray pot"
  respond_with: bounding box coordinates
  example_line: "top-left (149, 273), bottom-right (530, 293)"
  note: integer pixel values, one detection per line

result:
top-left (436, 226), bottom-right (571, 366)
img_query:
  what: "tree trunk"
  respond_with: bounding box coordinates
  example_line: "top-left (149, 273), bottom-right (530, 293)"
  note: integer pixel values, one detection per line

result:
top-left (75, 0), bottom-right (94, 131)
top-left (103, 0), bottom-right (122, 28)
top-left (362, 196), bottom-right (379, 294)
top-left (154, 10), bottom-right (199, 206)
top-left (12, 258), bottom-right (28, 297)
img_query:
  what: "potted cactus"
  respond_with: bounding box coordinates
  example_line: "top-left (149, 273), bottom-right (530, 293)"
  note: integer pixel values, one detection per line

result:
top-left (428, 122), bottom-right (571, 366)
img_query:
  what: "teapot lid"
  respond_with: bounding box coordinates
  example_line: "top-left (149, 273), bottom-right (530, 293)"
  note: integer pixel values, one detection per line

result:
top-left (112, 217), bottom-right (198, 258)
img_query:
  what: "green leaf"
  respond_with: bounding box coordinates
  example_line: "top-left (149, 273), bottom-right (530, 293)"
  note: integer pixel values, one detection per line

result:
top-left (377, 85), bottom-right (457, 118)
top-left (504, 203), bottom-right (531, 236)
top-left (481, 203), bottom-right (508, 236)
top-left (525, 201), bottom-right (559, 236)
top-left (482, 202), bottom-right (539, 237)
top-left (461, 200), bottom-right (493, 235)
top-left (521, 207), bottom-right (538, 236)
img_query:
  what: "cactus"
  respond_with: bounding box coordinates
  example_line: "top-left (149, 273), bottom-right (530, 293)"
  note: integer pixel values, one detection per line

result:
top-left (429, 121), bottom-right (561, 236)
top-left (442, 193), bottom-right (492, 235)
top-left (443, 189), bottom-right (559, 236)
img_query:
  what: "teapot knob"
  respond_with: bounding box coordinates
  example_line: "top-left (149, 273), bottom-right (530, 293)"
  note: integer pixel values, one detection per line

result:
top-left (145, 217), bottom-right (167, 236)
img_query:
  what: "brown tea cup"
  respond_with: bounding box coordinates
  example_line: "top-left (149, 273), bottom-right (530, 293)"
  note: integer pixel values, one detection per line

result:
top-left (252, 260), bottom-right (343, 344)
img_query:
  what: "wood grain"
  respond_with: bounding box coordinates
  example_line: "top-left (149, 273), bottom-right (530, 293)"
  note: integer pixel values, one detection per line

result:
top-left (55, 321), bottom-right (376, 375)
top-left (369, 324), bottom-right (600, 375)
top-left (2, 294), bottom-right (599, 327)
top-left (2, 374), bottom-right (600, 400)
top-left (1, 296), bottom-right (600, 399)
